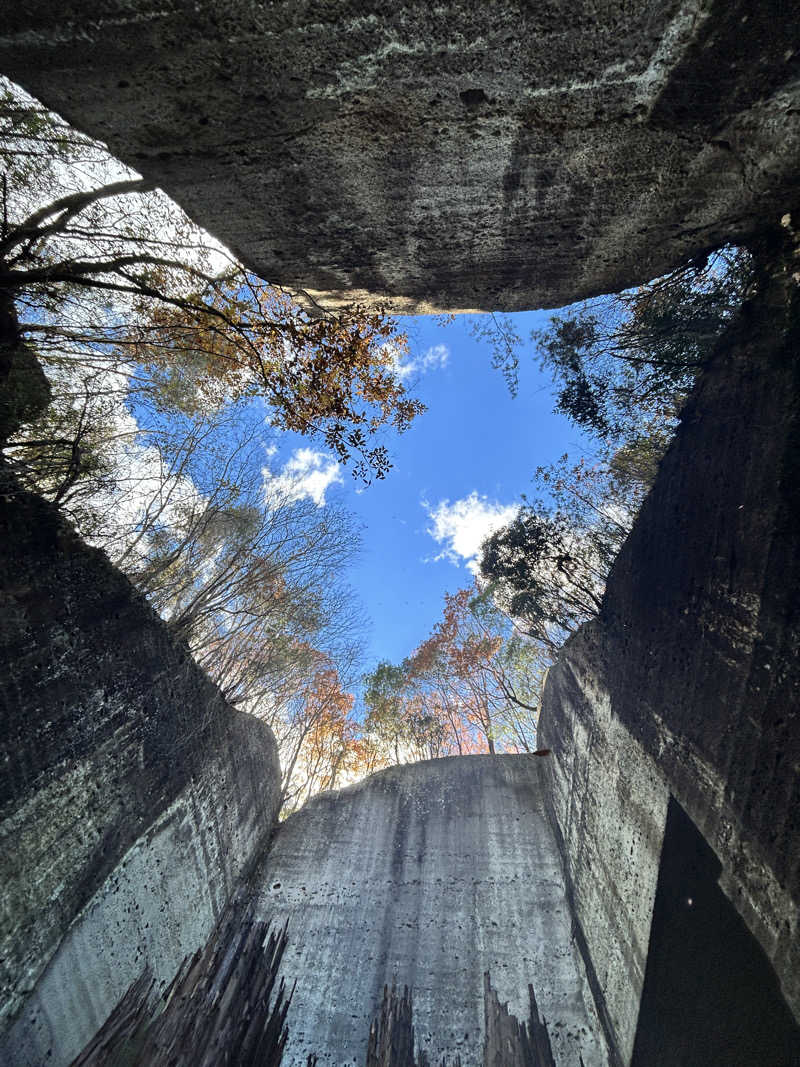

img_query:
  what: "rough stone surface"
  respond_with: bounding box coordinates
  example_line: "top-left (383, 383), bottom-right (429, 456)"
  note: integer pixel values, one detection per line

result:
top-left (0, 476), bottom-right (281, 1066)
top-left (249, 755), bottom-right (609, 1067)
top-left (0, 293), bottom-right (50, 444)
top-left (538, 259), bottom-right (800, 1054)
top-left (2, 2), bottom-right (799, 311)
top-left (538, 662), bottom-right (668, 1066)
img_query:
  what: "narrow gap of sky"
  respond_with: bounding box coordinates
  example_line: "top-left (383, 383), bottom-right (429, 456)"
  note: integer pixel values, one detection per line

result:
top-left (267, 311), bottom-right (590, 673)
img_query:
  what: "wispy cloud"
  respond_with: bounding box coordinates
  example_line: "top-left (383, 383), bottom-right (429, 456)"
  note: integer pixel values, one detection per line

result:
top-left (265, 447), bottom-right (343, 507)
top-left (424, 492), bottom-right (518, 574)
top-left (393, 343), bottom-right (450, 381)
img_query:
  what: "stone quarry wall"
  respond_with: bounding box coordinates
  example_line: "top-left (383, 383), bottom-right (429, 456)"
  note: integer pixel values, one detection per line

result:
top-left (538, 662), bottom-right (667, 1066)
top-left (2, 1), bottom-right (799, 311)
top-left (0, 475), bottom-right (282, 1067)
top-left (249, 755), bottom-right (609, 1067)
top-left (2, 6), bottom-right (800, 1062)
top-left (538, 257), bottom-right (800, 1058)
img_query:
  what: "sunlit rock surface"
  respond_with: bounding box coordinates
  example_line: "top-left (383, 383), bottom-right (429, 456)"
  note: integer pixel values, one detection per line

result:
top-left (2, 1), bottom-right (799, 311)
top-left (250, 754), bottom-right (608, 1067)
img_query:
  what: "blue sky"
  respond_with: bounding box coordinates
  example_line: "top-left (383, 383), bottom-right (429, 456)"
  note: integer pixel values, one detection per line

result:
top-left (263, 310), bottom-right (588, 675)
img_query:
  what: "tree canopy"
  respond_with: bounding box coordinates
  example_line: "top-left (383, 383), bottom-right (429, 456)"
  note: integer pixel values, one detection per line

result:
top-left (362, 585), bottom-right (548, 760)
top-left (480, 457), bottom-right (632, 650)
top-left (0, 77), bottom-right (393, 815)
top-left (0, 77), bottom-right (423, 483)
top-left (478, 249), bottom-right (753, 647)
top-left (533, 249), bottom-right (752, 444)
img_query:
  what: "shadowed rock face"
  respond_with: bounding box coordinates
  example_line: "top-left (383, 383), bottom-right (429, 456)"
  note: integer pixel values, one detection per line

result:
top-left (0, 475), bottom-right (281, 1067)
top-left (2, 1), bottom-right (799, 311)
top-left (539, 255), bottom-right (800, 1060)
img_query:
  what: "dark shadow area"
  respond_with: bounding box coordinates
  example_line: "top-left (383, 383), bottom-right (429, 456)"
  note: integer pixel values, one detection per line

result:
top-left (631, 798), bottom-right (800, 1067)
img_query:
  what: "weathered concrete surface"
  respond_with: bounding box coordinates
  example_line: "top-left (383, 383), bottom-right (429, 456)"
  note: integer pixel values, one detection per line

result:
top-left (0, 475), bottom-right (281, 1066)
top-left (539, 254), bottom-right (800, 1057)
top-left (2, 2), bottom-right (799, 311)
top-left (251, 755), bottom-right (609, 1067)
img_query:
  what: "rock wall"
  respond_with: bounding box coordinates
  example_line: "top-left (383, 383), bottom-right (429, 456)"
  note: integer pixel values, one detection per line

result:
top-left (249, 755), bottom-right (609, 1067)
top-left (0, 476), bottom-right (281, 1067)
top-left (2, 8), bottom-right (799, 1062)
top-left (2, 2), bottom-right (799, 311)
top-left (67, 908), bottom-right (293, 1067)
top-left (538, 663), bottom-right (667, 1066)
top-left (538, 255), bottom-right (800, 1059)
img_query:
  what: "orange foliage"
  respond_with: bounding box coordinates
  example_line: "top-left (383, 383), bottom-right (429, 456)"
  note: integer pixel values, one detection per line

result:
top-left (126, 273), bottom-right (424, 481)
top-left (405, 588), bottom-right (506, 754)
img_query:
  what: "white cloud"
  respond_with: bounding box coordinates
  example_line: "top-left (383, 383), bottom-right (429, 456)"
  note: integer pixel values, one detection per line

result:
top-left (420, 343), bottom-right (450, 372)
top-left (424, 492), bottom-right (518, 574)
top-left (392, 342), bottom-right (450, 381)
top-left (265, 447), bottom-right (343, 507)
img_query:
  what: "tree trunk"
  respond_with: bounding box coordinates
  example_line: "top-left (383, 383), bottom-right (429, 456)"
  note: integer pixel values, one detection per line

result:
top-left (0, 289), bottom-right (50, 443)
